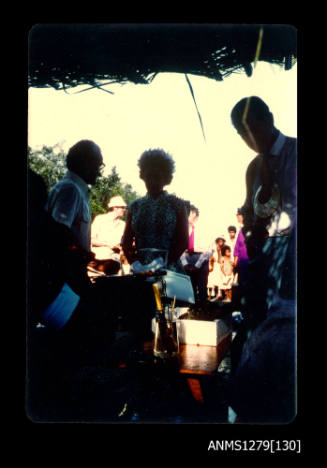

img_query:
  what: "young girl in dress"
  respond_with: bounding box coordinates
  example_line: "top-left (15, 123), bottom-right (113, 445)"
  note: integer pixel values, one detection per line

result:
top-left (208, 253), bottom-right (219, 299)
top-left (207, 236), bottom-right (226, 301)
top-left (220, 245), bottom-right (235, 302)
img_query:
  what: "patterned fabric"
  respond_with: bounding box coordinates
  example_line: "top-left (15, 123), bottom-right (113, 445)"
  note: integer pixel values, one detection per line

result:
top-left (254, 183), bottom-right (280, 219)
top-left (242, 132), bottom-right (297, 237)
top-left (128, 191), bottom-right (187, 273)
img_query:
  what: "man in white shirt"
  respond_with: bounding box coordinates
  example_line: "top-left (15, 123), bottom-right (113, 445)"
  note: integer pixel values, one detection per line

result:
top-left (181, 205), bottom-right (213, 306)
top-left (46, 139), bottom-right (104, 253)
top-left (42, 140), bottom-right (111, 331)
top-left (91, 195), bottom-right (127, 274)
top-left (91, 195), bottom-right (126, 257)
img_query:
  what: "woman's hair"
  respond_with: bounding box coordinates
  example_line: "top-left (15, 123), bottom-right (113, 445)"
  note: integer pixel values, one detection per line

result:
top-left (221, 245), bottom-right (231, 256)
top-left (189, 204), bottom-right (199, 217)
top-left (138, 148), bottom-right (175, 185)
top-left (215, 237), bottom-right (225, 244)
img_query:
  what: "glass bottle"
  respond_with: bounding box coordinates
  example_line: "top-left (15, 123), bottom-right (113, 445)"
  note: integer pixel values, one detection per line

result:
top-left (152, 284), bottom-right (179, 359)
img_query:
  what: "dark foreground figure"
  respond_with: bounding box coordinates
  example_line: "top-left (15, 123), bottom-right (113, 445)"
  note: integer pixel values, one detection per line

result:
top-left (228, 96), bottom-right (297, 424)
top-left (27, 166), bottom-right (229, 423)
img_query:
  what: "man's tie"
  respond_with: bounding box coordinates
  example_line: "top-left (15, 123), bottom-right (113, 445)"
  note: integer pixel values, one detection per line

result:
top-left (188, 224), bottom-right (195, 254)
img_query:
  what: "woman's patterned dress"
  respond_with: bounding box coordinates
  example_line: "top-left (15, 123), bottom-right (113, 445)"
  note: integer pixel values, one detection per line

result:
top-left (128, 191), bottom-right (188, 273)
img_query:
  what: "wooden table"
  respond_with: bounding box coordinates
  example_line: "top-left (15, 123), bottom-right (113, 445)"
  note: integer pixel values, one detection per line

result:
top-left (179, 336), bottom-right (231, 403)
top-left (179, 337), bottom-right (231, 375)
top-left (143, 334), bottom-right (231, 404)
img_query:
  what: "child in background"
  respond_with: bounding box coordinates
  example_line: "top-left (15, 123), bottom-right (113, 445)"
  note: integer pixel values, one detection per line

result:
top-left (220, 245), bottom-right (235, 302)
top-left (215, 236), bottom-right (226, 264)
top-left (208, 253), bottom-right (219, 300)
top-left (207, 236), bottom-right (226, 301)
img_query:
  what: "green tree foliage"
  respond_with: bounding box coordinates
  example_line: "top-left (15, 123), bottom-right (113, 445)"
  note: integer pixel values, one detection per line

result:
top-left (28, 144), bottom-right (67, 190)
top-left (28, 144), bottom-right (139, 219)
top-left (90, 166), bottom-right (139, 218)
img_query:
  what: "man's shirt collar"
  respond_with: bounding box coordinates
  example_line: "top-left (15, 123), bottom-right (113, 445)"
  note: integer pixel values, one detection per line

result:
top-left (65, 170), bottom-right (91, 198)
top-left (269, 131), bottom-right (286, 156)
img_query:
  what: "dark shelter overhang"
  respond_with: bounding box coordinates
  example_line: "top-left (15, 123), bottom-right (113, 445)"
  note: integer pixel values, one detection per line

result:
top-left (28, 23), bottom-right (297, 91)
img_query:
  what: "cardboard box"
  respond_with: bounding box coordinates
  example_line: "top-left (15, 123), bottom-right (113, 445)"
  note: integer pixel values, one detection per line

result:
top-left (152, 315), bottom-right (232, 347)
top-left (176, 317), bottom-right (232, 346)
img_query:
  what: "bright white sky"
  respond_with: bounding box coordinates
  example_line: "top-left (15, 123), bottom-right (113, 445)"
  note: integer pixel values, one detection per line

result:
top-left (28, 61), bottom-right (297, 244)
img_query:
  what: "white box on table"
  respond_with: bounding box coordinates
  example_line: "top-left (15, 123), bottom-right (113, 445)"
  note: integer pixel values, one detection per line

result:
top-left (176, 317), bottom-right (232, 346)
top-left (151, 316), bottom-right (232, 346)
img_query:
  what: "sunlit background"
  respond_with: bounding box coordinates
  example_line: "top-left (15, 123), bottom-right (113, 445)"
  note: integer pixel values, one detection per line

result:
top-left (28, 61), bottom-right (297, 244)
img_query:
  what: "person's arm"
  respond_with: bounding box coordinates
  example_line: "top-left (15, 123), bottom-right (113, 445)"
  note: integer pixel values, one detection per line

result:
top-left (91, 216), bottom-right (108, 248)
top-left (192, 231), bottom-right (214, 269)
top-left (91, 216), bottom-right (122, 250)
top-left (194, 251), bottom-right (212, 269)
top-left (242, 157), bottom-right (270, 258)
top-left (91, 237), bottom-right (120, 253)
top-left (91, 240), bottom-right (108, 247)
top-left (217, 246), bottom-right (222, 264)
top-left (168, 203), bottom-right (189, 265)
top-left (233, 234), bottom-right (239, 267)
top-left (91, 237), bottom-right (111, 248)
top-left (47, 183), bottom-right (80, 230)
top-left (241, 158), bottom-right (258, 235)
top-left (121, 210), bottom-right (137, 264)
top-left (47, 183), bottom-right (92, 255)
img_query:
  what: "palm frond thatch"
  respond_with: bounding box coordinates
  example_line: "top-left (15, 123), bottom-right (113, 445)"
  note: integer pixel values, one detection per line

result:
top-left (28, 23), bottom-right (297, 91)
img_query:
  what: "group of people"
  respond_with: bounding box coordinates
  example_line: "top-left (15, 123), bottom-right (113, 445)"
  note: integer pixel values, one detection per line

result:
top-left (87, 192), bottom-right (245, 306)
top-left (207, 222), bottom-right (245, 303)
top-left (27, 96), bottom-right (297, 423)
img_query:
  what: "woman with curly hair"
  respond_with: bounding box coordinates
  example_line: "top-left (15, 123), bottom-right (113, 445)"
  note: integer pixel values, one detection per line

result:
top-left (122, 149), bottom-right (189, 273)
